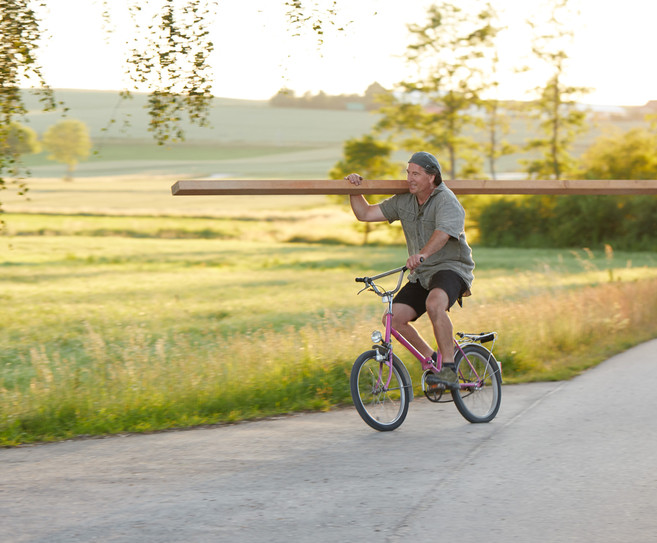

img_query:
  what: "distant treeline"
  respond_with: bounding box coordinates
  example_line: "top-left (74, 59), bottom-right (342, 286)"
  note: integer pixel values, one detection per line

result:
top-left (269, 82), bottom-right (390, 111)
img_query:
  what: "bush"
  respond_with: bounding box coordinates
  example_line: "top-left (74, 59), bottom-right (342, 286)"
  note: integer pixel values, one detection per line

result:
top-left (476, 195), bottom-right (657, 250)
top-left (477, 196), bottom-right (551, 247)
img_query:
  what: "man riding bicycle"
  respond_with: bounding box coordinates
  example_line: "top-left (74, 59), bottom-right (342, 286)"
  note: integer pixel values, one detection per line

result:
top-left (345, 151), bottom-right (475, 388)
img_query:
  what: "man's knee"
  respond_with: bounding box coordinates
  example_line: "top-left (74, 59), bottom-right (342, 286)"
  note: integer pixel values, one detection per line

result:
top-left (426, 288), bottom-right (449, 318)
top-left (386, 303), bottom-right (417, 327)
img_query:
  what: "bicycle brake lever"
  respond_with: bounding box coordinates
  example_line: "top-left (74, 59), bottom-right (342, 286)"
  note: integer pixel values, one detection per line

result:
top-left (356, 285), bottom-right (370, 295)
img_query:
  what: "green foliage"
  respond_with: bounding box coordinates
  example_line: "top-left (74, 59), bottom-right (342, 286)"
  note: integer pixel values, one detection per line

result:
top-left (3, 121), bottom-right (41, 157)
top-left (0, 0), bottom-right (342, 214)
top-left (42, 119), bottom-right (92, 180)
top-left (521, 76), bottom-right (588, 179)
top-left (375, 2), bottom-right (498, 180)
top-left (329, 135), bottom-right (401, 181)
top-left (481, 97), bottom-right (517, 180)
top-left (522, 0), bottom-right (590, 179)
top-left (478, 195), bottom-right (657, 250)
top-left (119, 0), bottom-right (216, 144)
top-left (577, 127), bottom-right (657, 180)
top-left (478, 120), bottom-right (657, 250)
top-left (328, 134), bottom-right (402, 244)
top-left (0, 0), bottom-right (56, 210)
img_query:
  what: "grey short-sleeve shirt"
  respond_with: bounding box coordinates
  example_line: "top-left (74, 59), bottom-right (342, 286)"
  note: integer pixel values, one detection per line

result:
top-left (379, 183), bottom-right (475, 292)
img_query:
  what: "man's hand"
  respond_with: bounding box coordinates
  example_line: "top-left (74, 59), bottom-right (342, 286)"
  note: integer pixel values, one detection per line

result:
top-left (406, 254), bottom-right (425, 271)
top-left (345, 173), bottom-right (364, 185)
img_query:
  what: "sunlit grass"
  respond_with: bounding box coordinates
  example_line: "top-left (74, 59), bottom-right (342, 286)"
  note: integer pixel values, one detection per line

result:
top-left (2, 216), bottom-right (657, 445)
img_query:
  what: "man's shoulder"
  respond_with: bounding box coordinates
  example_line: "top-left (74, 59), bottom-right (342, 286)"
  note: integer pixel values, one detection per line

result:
top-left (431, 182), bottom-right (456, 199)
top-left (380, 192), bottom-right (414, 210)
top-left (429, 183), bottom-right (462, 207)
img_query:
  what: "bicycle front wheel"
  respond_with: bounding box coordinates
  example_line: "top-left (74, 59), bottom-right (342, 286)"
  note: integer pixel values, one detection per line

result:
top-left (453, 344), bottom-right (502, 423)
top-left (350, 350), bottom-right (410, 432)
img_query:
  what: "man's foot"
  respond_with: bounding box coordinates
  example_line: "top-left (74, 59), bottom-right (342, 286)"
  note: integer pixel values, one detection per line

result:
top-left (426, 364), bottom-right (459, 388)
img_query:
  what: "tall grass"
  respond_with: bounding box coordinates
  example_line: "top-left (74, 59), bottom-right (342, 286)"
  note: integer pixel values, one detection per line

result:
top-left (3, 276), bottom-right (657, 446)
top-left (3, 215), bottom-right (657, 445)
top-left (1, 316), bottom-right (358, 445)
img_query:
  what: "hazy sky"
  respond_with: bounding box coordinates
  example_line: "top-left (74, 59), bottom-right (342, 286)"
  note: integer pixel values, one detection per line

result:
top-left (35, 0), bottom-right (657, 106)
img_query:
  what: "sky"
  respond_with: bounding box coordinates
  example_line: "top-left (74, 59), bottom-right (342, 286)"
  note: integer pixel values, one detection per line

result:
top-left (34, 0), bottom-right (657, 106)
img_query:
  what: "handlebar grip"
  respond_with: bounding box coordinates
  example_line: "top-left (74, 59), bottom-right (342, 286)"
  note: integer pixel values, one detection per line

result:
top-left (355, 277), bottom-right (366, 283)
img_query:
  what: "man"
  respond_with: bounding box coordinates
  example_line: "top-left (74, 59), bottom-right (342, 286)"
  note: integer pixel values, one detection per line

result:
top-left (345, 151), bottom-right (474, 387)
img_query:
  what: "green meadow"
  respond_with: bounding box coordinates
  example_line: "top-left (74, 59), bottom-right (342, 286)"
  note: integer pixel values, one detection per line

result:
top-left (1, 91), bottom-right (656, 445)
top-left (17, 89), bottom-right (648, 179)
top-left (3, 203), bottom-right (657, 446)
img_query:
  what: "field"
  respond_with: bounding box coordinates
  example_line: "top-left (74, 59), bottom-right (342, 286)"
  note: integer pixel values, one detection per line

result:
top-left (19, 91), bottom-right (380, 180)
top-left (16, 89), bottom-right (648, 179)
top-left (1, 90), bottom-right (656, 445)
top-left (3, 201), bottom-right (657, 445)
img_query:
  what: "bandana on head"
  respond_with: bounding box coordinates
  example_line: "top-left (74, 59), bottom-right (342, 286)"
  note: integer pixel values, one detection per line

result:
top-left (409, 151), bottom-right (442, 177)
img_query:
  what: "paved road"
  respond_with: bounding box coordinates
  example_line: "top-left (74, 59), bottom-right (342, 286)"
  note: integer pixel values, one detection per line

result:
top-left (2, 340), bottom-right (657, 543)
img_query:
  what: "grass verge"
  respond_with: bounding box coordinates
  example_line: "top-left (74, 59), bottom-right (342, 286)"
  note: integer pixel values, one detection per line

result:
top-left (2, 217), bottom-right (657, 445)
top-left (3, 276), bottom-right (657, 446)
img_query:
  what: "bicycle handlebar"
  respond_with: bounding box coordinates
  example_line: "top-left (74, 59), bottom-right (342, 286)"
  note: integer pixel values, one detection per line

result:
top-left (355, 265), bottom-right (407, 283)
top-left (355, 256), bottom-right (424, 283)
top-left (355, 265), bottom-right (409, 296)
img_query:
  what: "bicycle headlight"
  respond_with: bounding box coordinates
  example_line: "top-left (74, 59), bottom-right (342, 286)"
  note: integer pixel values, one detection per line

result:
top-left (371, 330), bottom-right (383, 343)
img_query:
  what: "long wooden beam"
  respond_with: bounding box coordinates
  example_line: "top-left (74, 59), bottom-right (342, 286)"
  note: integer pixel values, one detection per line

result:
top-left (171, 178), bottom-right (657, 196)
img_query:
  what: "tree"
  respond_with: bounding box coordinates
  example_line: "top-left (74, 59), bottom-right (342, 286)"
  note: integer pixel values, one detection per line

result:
top-left (577, 128), bottom-right (657, 180)
top-left (478, 125), bottom-right (657, 250)
top-left (478, 44), bottom-right (517, 180)
top-left (42, 120), bottom-right (92, 181)
top-left (4, 122), bottom-right (41, 158)
top-left (329, 135), bottom-right (401, 244)
top-left (375, 2), bottom-right (498, 180)
top-left (0, 0), bottom-right (57, 210)
top-left (109, 0), bottom-right (343, 144)
top-left (481, 98), bottom-right (517, 180)
top-left (0, 0), bottom-right (339, 212)
top-left (522, 0), bottom-right (589, 179)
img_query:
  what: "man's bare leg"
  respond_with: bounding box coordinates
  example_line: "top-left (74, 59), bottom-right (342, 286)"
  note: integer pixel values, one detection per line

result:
top-left (425, 288), bottom-right (459, 386)
top-left (426, 288), bottom-right (454, 363)
top-left (387, 303), bottom-right (433, 359)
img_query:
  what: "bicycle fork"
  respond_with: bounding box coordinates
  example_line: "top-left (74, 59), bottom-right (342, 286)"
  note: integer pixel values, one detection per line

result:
top-left (369, 294), bottom-right (415, 400)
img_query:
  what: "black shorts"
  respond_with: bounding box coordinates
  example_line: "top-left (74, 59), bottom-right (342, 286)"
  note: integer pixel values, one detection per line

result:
top-left (393, 269), bottom-right (468, 319)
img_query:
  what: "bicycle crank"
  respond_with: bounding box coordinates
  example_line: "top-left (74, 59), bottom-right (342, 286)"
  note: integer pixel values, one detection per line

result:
top-left (421, 370), bottom-right (453, 403)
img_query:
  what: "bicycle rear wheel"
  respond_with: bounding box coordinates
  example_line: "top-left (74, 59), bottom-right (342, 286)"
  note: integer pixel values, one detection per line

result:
top-left (350, 350), bottom-right (410, 431)
top-left (453, 344), bottom-right (502, 423)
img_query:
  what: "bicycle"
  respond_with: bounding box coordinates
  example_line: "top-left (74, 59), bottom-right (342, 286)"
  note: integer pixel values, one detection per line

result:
top-left (350, 265), bottom-right (502, 431)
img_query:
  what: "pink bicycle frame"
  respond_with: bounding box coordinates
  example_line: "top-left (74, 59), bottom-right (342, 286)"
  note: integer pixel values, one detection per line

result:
top-left (360, 265), bottom-right (486, 393)
top-left (380, 302), bottom-right (482, 391)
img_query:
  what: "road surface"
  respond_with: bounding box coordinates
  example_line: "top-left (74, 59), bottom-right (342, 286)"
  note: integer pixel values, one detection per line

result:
top-left (2, 340), bottom-right (657, 542)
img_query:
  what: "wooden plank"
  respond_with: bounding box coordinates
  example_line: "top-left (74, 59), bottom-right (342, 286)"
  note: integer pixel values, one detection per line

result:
top-left (171, 178), bottom-right (657, 196)
top-left (171, 179), bottom-right (408, 195)
top-left (447, 179), bottom-right (657, 195)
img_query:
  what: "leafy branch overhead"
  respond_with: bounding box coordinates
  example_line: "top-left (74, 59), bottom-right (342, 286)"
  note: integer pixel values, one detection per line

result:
top-left (0, 0), bottom-right (57, 205)
top-left (119, 0), bottom-right (217, 145)
top-left (0, 0), bottom-right (337, 212)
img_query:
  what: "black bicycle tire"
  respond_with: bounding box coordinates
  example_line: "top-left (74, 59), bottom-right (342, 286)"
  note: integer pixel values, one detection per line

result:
top-left (350, 350), bottom-right (410, 431)
top-left (452, 343), bottom-right (502, 423)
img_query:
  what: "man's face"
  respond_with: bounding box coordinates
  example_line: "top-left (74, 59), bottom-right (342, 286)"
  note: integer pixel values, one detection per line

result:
top-left (406, 162), bottom-right (435, 195)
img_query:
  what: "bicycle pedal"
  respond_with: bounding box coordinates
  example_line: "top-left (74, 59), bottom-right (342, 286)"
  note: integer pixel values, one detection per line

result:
top-left (423, 378), bottom-right (446, 403)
